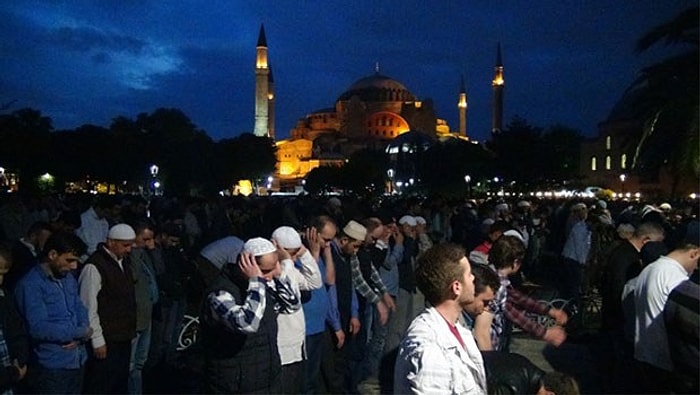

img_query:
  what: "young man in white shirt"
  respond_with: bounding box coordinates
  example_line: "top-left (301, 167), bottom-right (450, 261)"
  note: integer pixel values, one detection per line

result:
top-left (394, 243), bottom-right (487, 394)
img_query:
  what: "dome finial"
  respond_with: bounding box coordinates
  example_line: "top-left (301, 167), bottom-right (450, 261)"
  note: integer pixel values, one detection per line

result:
top-left (375, 61), bottom-right (380, 74)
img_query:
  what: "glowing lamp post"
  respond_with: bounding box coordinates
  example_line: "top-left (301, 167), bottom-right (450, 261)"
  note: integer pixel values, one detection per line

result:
top-left (464, 175), bottom-right (471, 198)
top-left (387, 169), bottom-right (395, 194)
top-left (619, 174), bottom-right (626, 196)
top-left (149, 164), bottom-right (160, 196)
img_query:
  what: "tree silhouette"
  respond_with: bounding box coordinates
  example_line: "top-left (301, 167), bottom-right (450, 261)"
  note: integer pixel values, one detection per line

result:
top-left (625, 7), bottom-right (699, 193)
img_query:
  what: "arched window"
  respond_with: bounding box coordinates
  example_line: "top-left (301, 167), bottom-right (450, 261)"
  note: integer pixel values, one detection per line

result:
top-left (621, 154), bottom-right (627, 169)
top-left (591, 156), bottom-right (597, 171)
top-left (605, 155), bottom-right (611, 170)
top-left (606, 136), bottom-right (611, 150)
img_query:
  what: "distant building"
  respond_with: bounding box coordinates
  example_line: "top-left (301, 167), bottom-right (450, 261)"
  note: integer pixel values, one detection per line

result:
top-left (254, 25), bottom-right (505, 189)
top-left (579, 92), bottom-right (697, 199)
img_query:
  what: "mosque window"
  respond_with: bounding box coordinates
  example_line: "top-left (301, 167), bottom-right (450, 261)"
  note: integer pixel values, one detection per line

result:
top-left (382, 117), bottom-right (387, 126)
top-left (591, 156), bottom-right (597, 171)
top-left (621, 154), bottom-right (627, 169)
top-left (605, 155), bottom-right (611, 170)
top-left (606, 136), bottom-right (611, 150)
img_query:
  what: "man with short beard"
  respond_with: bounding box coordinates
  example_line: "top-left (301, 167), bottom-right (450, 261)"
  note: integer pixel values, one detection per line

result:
top-left (79, 223), bottom-right (137, 394)
top-left (16, 232), bottom-right (91, 394)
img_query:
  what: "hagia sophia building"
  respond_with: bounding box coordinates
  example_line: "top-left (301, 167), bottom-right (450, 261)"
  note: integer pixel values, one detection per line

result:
top-left (251, 24), bottom-right (504, 190)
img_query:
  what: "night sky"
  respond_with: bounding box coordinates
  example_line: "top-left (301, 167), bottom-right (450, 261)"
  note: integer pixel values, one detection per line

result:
top-left (1, 1), bottom-right (695, 143)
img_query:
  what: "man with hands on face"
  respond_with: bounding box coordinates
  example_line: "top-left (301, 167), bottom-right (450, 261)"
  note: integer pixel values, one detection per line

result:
top-left (200, 237), bottom-right (301, 394)
top-left (270, 226), bottom-right (322, 394)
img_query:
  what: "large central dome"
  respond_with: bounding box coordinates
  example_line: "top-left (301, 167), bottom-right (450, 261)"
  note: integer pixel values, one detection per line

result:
top-left (337, 73), bottom-right (416, 102)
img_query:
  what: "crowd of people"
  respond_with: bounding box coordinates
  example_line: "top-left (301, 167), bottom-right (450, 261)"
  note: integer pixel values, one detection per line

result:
top-left (0, 191), bottom-right (696, 394)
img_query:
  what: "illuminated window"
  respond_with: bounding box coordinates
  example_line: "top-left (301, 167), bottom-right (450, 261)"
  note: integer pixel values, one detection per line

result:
top-left (605, 155), bottom-right (611, 170)
top-left (621, 154), bottom-right (627, 169)
top-left (591, 156), bottom-right (597, 171)
top-left (606, 136), bottom-right (611, 150)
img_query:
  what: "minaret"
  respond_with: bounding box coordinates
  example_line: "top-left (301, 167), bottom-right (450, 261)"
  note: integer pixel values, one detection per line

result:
top-left (267, 66), bottom-right (275, 140)
top-left (458, 74), bottom-right (468, 138)
top-left (491, 43), bottom-right (504, 134)
top-left (254, 24), bottom-right (270, 137)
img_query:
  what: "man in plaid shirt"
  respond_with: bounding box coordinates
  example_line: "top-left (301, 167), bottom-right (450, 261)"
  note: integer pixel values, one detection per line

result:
top-left (473, 235), bottom-right (568, 351)
top-left (200, 237), bottom-right (300, 393)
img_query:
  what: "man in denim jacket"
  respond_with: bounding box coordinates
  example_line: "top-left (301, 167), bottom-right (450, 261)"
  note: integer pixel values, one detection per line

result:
top-left (15, 232), bottom-right (92, 394)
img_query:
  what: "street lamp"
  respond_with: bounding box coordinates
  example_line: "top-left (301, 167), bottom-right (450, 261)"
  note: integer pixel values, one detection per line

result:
top-left (149, 164), bottom-right (160, 196)
top-left (464, 175), bottom-right (471, 198)
top-left (387, 168), bottom-right (395, 194)
top-left (150, 164), bottom-right (159, 177)
top-left (619, 174), bottom-right (626, 195)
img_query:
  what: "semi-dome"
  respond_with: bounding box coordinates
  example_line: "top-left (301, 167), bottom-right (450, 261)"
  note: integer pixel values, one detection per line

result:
top-left (337, 73), bottom-right (416, 102)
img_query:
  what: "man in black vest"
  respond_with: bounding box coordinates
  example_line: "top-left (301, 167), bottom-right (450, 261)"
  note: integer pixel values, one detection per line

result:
top-left (79, 223), bottom-right (137, 394)
top-left (200, 237), bottom-right (301, 393)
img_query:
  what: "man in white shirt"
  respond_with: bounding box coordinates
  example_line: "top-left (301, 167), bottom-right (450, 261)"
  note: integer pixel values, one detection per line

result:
top-left (394, 243), bottom-right (487, 394)
top-left (75, 197), bottom-right (113, 256)
top-left (270, 226), bottom-right (323, 394)
top-left (633, 221), bottom-right (699, 393)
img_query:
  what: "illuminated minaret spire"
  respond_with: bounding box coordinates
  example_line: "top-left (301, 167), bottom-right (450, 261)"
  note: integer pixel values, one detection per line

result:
top-left (254, 24), bottom-right (271, 137)
top-left (267, 66), bottom-right (275, 140)
top-left (458, 74), bottom-right (468, 138)
top-left (492, 43), bottom-right (504, 134)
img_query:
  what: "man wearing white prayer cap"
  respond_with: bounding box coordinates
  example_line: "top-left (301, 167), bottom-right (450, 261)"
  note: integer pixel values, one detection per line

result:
top-left (199, 236), bottom-right (301, 393)
top-left (270, 226), bottom-right (323, 393)
top-left (79, 223), bottom-right (137, 394)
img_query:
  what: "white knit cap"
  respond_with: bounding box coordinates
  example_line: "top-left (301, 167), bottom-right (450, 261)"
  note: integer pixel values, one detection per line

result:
top-left (414, 216), bottom-right (427, 225)
top-left (107, 224), bottom-right (136, 241)
top-left (398, 215), bottom-right (417, 226)
top-left (243, 237), bottom-right (277, 256)
top-left (271, 226), bottom-right (302, 249)
top-left (343, 220), bottom-right (367, 241)
top-left (503, 229), bottom-right (525, 245)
